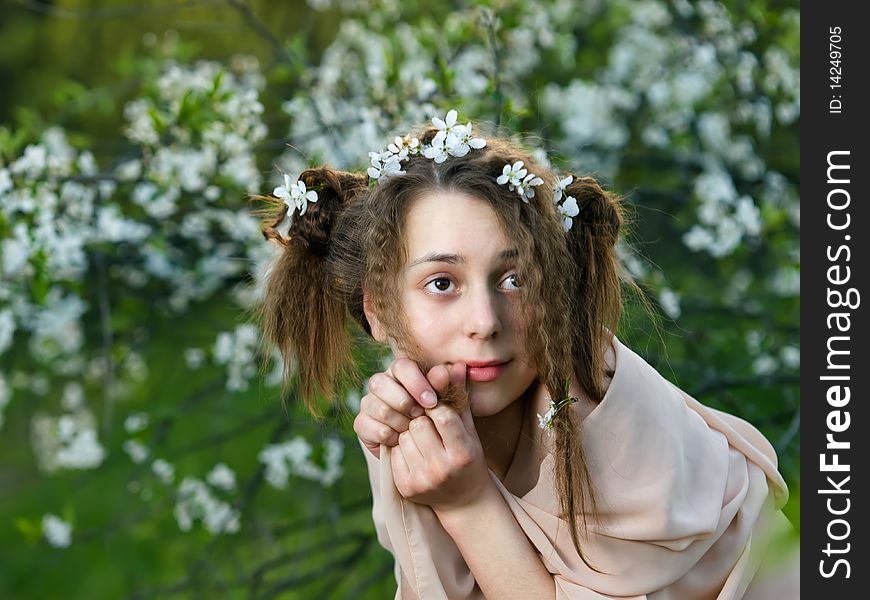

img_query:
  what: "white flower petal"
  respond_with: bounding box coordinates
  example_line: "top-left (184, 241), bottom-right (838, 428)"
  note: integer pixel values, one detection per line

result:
top-left (563, 196), bottom-right (579, 216)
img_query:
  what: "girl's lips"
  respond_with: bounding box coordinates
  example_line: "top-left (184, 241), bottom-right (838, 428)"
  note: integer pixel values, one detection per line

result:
top-left (466, 360), bottom-right (510, 382)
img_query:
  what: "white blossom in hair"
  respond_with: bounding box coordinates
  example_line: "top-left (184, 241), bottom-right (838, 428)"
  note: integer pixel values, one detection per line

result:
top-left (557, 196), bottom-right (580, 232)
top-left (553, 174), bottom-right (580, 231)
top-left (537, 382), bottom-right (577, 436)
top-left (453, 122), bottom-right (487, 155)
top-left (516, 171), bottom-right (544, 201)
top-left (422, 110), bottom-right (487, 163)
top-left (553, 174), bottom-right (573, 204)
top-left (387, 135), bottom-right (421, 160)
top-left (273, 173), bottom-right (318, 216)
top-left (367, 109), bottom-right (487, 184)
top-left (367, 150), bottom-right (406, 180)
top-left (497, 160), bottom-right (527, 189)
top-left (497, 160), bottom-right (544, 202)
top-left (431, 108), bottom-right (460, 135)
top-left (537, 402), bottom-right (558, 431)
top-left (422, 130), bottom-right (452, 163)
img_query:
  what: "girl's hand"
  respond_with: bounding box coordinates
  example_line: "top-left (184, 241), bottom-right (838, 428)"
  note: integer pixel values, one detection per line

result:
top-left (391, 362), bottom-right (491, 512)
top-left (353, 357), bottom-right (440, 459)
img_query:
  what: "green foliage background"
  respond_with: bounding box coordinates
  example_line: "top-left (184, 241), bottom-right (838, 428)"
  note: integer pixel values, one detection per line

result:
top-left (1, 0), bottom-right (799, 597)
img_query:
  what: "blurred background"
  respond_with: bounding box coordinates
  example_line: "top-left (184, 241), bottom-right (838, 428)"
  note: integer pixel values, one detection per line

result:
top-left (0, 0), bottom-right (799, 597)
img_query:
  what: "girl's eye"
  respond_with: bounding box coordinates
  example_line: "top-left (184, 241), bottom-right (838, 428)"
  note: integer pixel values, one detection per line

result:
top-left (424, 277), bottom-right (454, 294)
top-left (423, 273), bottom-right (522, 295)
top-left (501, 273), bottom-right (522, 290)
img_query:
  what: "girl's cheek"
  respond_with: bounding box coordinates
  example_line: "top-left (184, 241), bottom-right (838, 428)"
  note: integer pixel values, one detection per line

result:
top-left (414, 312), bottom-right (445, 335)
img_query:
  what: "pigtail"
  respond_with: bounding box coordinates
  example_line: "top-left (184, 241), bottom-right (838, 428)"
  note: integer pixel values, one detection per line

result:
top-left (256, 166), bottom-right (369, 417)
top-left (565, 175), bottom-right (624, 396)
top-left (548, 175), bottom-right (626, 572)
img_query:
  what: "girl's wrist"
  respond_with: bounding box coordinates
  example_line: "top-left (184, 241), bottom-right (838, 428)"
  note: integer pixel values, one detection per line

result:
top-left (431, 476), bottom-right (501, 525)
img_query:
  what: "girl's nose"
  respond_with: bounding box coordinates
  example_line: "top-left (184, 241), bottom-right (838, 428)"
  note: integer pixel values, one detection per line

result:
top-left (463, 286), bottom-right (503, 340)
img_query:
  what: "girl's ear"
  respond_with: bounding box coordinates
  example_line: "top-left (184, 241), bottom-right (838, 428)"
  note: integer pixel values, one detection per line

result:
top-left (362, 289), bottom-right (387, 343)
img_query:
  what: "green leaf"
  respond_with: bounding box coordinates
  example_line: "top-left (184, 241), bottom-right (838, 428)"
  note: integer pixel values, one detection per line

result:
top-left (15, 517), bottom-right (42, 544)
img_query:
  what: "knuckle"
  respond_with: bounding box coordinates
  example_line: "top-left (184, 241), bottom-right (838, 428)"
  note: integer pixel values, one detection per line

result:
top-left (454, 451), bottom-right (474, 468)
top-left (368, 373), bottom-right (385, 394)
top-left (430, 466), bottom-right (448, 486)
top-left (432, 412), bottom-right (453, 428)
top-left (352, 414), bottom-right (365, 435)
top-left (375, 401), bottom-right (392, 422)
top-left (403, 397), bottom-right (422, 416)
top-left (359, 393), bottom-right (374, 415)
top-left (376, 423), bottom-right (393, 442)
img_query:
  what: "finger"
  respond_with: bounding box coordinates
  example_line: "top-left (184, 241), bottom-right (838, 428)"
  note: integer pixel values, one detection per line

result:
top-left (425, 363), bottom-right (451, 396)
top-left (397, 428), bottom-right (424, 469)
top-left (360, 391), bottom-right (414, 433)
top-left (389, 444), bottom-right (411, 488)
top-left (450, 360), bottom-right (467, 391)
top-left (367, 372), bottom-right (425, 419)
top-left (353, 412), bottom-right (401, 456)
top-left (391, 358), bottom-right (439, 409)
top-left (425, 406), bottom-right (469, 451)
top-left (408, 415), bottom-right (446, 458)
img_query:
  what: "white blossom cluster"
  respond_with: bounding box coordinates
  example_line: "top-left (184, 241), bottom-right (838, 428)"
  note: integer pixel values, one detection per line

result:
top-left (258, 436), bottom-right (344, 488)
top-left (213, 324), bottom-right (260, 391)
top-left (1, 128), bottom-right (130, 370)
top-left (1, 56), bottom-right (272, 428)
top-left (42, 513), bottom-right (73, 548)
top-left (681, 166), bottom-right (763, 258)
top-left (30, 403), bottom-right (106, 473)
top-left (123, 439), bottom-right (150, 464)
top-left (278, 1), bottom-right (579, 175)
top-left (536, 0), bottom-right (798, 261)
top-left (119, 58), bottom-right (267, 313)
top-left (173, 475), bottom-right (240, 535)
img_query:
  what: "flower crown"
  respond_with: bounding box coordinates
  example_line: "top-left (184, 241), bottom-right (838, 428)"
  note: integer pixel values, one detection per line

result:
top-left (273, 109), bottom-right (581, 234)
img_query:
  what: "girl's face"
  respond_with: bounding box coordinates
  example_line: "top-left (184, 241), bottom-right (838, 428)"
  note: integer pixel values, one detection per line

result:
top-left (396, 190), bottom-right (539, 417)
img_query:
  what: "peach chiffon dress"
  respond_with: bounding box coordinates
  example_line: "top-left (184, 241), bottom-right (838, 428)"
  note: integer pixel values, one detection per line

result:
top-left (360, 336), bottom-right (797, 599)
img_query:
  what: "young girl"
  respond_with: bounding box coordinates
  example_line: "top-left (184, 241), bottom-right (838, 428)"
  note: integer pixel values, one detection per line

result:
top-left (258, 111), bottom-right (797, 599)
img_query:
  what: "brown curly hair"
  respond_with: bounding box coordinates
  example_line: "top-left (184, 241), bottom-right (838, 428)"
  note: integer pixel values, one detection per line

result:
top-left (255, 121), bottom-right (635, 568)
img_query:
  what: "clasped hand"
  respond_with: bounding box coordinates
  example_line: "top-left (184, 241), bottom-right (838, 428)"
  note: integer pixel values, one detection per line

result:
top-left (353, 358), bottom-right (491, 512)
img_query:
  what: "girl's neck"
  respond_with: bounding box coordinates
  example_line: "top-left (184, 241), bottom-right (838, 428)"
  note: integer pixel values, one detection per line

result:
top-left (473, 387), bottom-right (531, 480)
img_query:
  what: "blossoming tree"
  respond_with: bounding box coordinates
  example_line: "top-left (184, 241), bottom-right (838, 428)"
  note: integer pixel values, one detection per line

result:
top-left (0, 0), bottom-right (798, 597)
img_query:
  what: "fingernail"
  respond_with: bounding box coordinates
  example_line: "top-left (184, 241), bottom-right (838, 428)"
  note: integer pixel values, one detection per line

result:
top-left (410, 406), bottom-right (424, 418)
top-left (421, 390), bottom-right (437, 407)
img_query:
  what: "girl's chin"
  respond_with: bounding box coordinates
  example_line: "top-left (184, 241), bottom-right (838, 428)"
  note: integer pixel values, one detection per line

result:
top-left (466, 392), bottom-right (513, 418)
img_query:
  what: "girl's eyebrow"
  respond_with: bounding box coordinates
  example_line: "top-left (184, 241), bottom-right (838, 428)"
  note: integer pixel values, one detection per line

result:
top-left (407, 248), bottom-right (518, 269)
